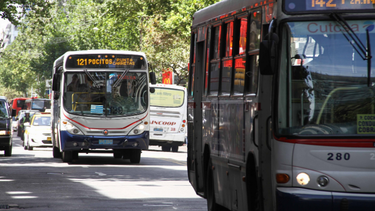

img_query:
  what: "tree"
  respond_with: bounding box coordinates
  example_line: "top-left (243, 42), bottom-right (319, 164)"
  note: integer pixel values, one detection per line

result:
top-left (0, 0), bottom-right (53, 25)
top-left (0, 0), bottom-right (219, 96)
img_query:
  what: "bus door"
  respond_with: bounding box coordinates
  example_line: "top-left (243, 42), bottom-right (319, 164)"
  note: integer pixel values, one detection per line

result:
top-left (188, 32), bottom-right (206, 195)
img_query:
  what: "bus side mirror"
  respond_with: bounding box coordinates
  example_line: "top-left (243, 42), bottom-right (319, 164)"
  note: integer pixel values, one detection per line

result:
top-left (52, 74), bottom-right (59, 91)
top-left (259, 33), bottom-right (278, 75)
top-left (54, 92), bottom-right (60, 100)
top-left (149, 72), bottom-right (156, 85)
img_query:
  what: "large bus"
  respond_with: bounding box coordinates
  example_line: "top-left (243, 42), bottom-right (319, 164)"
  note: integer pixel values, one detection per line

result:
top-left (187, 0), bottom-right (375, 210)
top-left (51, 50), bottom-right (156, 163)
top-left (25, 98), bottom-right (51, 111)
top-left (10, 97), bottom-right (29, 116)
top-left (149, 84), bottom-right (187, 152)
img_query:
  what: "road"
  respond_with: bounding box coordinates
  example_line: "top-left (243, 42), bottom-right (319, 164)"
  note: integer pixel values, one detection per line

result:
top-left (0, 134), bottom-right (207, 211)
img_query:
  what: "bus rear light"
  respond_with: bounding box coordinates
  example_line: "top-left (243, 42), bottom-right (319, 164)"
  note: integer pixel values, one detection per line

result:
top-left (183, 120), bottom-right (186, 123)
top-left (276, 174), bottom-right (290, 183)
top-left (182, 124), bottom-right (185, 127)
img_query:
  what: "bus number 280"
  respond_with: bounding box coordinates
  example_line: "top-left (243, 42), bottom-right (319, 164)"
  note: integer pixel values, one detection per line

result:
top-left (327, 153), bottom-right (350, 161)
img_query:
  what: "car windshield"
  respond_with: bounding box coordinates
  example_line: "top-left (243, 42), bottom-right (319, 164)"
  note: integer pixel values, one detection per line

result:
top-left (278, 20), bottom-right (375, 136)
top-left (33, 116), bottom-right (51, 126)
top-left (0, 101), bottom-right (9, 118)
top-left (63, 71), bottom-right (148, 116)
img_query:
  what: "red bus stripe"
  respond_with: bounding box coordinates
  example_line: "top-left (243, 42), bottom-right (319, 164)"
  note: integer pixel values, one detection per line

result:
top-left (275, 137), bottom-right (375, 147)
top-left (63, 112), bottom-right (148, 130)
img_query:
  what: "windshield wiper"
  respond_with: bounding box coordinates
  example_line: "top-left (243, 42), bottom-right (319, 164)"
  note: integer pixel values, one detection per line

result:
top-left (329, 13), bottom-right (372, 86)
top-left (113, 69), bottom-right (129, 88)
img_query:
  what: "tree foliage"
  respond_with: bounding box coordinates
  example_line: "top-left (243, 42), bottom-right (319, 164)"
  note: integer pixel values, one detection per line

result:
top-left (0, 0), bottom-right (219, 98)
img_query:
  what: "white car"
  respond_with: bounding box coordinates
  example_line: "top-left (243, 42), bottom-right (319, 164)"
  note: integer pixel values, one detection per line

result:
top-left (23, 113), bottom-right (52, 150)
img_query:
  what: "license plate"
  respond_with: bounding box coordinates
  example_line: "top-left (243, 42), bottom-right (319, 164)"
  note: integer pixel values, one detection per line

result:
top-left (154, 128), bottom-right (163, 132)
top-left (99, 139), bottom-right (113, 145)
top-left (47, 137), bottom-right (51, 141)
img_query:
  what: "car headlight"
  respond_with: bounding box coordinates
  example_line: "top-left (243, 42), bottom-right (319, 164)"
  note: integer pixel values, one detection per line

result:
top-left (63, 121), bottom-right (84, 135)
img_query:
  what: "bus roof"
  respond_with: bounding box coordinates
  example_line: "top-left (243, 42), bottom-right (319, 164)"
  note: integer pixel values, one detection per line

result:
top-left (150, 84), bottom-right (187, 90)
top-left (62, 50), bottom-right (146, 58)
top-left (193, 0), bottom-right (261, 27)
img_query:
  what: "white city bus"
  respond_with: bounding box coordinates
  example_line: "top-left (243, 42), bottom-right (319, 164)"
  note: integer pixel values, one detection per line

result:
top-left (188, 0), bottom-right (375, 210)
top-left (149, 84), bottom-right (187, 152)
top-left (51, 50), bottom-right (156, 163)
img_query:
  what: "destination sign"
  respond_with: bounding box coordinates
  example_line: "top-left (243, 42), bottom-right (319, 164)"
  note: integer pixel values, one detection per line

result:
top-left (285, 0), bottom-right (375, 13)
top-left (65, 54), bottom-right (146, 69)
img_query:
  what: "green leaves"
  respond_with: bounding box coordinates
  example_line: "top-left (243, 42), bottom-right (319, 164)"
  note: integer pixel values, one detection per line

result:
top-left (0, 0), bottom-right (219, 97)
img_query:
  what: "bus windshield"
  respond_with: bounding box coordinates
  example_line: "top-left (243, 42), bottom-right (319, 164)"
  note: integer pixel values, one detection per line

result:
top-left (63, 71), bottom-right (148, 116)
top-left (150, 88), bottom-right (185, 107)
top-left (278, 20), bottom-right (375, 136)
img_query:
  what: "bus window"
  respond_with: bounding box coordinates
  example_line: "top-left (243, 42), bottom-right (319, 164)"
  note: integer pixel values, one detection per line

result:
top-left (246, 10), bottom-right (261, 94)
top-left (221, 22), bottom-right (234, 95)
top-left (234, 17), bottom-right (248, 95)
top-left (209, 26), bottom-right (221, 96)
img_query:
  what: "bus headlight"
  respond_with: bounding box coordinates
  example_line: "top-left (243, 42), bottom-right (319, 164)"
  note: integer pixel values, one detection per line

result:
top-left (296, 173), bottom-right (310, 186)
top-left (63, 121), bottom-right (83, 135)
top-left (131, 124), bottom-right (145, 135)
top-left (317, 176), bottom-right (329, 187)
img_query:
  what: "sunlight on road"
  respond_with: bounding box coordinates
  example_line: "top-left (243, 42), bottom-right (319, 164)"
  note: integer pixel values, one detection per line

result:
top-left (70, 179), bottom-right (199, 199)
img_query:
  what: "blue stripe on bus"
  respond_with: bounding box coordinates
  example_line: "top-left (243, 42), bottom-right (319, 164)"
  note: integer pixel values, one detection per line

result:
top-left (60, 131), bottom-right (149, 151)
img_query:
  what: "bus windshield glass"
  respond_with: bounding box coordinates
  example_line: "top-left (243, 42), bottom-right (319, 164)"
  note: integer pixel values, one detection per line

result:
top-left (278, 20), bottom-right (375, 136)
top-left (150, 88), bottom-right (185, 107)
top-left (63, 71), bottom-right (148, 116)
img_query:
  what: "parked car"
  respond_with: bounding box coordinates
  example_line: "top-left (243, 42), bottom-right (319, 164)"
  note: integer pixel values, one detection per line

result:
top-left (0, 96), bottom-right (16, 156)
top-left (23, 112), bottom-right (52, 150)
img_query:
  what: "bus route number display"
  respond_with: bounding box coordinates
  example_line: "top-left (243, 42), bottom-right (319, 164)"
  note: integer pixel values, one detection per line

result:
top-left (65, 54), bottom-right (146, 69)
top-left (285, 0), bottom-right (375, 13)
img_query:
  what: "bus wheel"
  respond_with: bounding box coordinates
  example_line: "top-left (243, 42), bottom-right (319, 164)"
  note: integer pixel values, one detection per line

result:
top-left (130, 149), bottom-right (141, 164)
top-left (53, 146), bottom-right (62, 158)
top-left (171, 146), bottom-right (179, 152)
top-left (72, 151), bottom-right (79, 160)
top-left (62, 151), bottom-right (73, 162)
top-left (4, 145), bottom-right (12, 156)
top-left (206, 158), bottom-right (225, 211)
top-left (162, 146), bottom-right (171, 152)
top-left (113, 152), bottom-right (122, 159)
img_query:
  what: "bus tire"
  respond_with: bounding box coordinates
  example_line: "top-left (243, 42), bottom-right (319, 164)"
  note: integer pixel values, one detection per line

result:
top-left (130, 149), bottom-right (141, 163)
top-left (62, 151), bottom-right (73, 162)
top-left (53, 146), bottom-right (62, 158)
top-left (114, 152), bottom-right (122, 159)
top-left (206, 158), bottom-right (226, 211)
top-left (162, 146), bottom-right (171, 152)
top-left (72, 151), bottom-right (79, 160)
top-left (172, 146), bottom-right (179, 152)
top-left (4, 145), bottom-right (12, 156)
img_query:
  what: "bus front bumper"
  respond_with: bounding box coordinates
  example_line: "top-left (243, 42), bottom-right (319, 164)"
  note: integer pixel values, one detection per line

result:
top-left (60, 131), bottom-right (149, 151)
top-left (277, 187), bottom-right (375, 211)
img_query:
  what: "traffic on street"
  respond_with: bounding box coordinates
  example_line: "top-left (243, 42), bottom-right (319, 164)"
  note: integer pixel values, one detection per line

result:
top-left (0, 133), bottom-right (206, 211)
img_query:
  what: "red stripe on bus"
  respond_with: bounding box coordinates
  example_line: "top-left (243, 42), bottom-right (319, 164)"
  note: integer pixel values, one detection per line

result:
top-left (63, 112), bottom-right (148, 130)
top-left (275, 137), bottom-right (375, 147)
